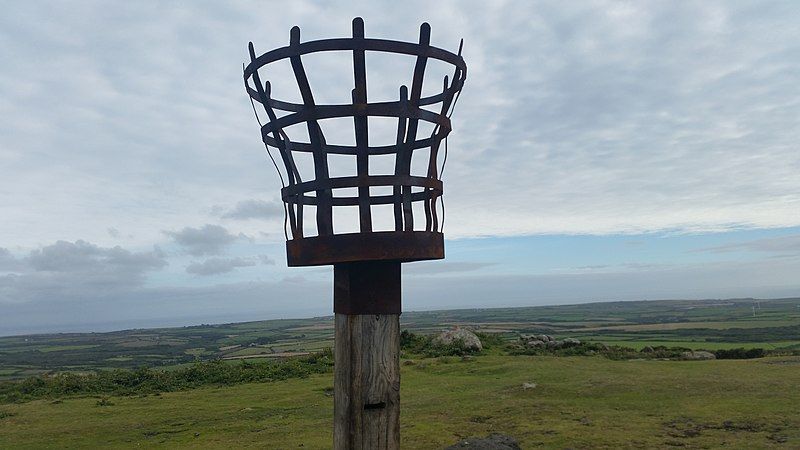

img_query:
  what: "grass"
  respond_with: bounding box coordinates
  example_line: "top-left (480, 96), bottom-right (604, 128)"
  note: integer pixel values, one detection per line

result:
top-left (1, 355), bottom-right (798, 449)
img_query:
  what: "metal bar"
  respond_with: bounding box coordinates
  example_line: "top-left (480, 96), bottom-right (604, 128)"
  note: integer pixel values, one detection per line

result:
top-left (281, 174), bottom-right (441, 199)
top-left (352, 18), bottom-right (372, 233)
top-left (245, 37), bottom-right (465, 79)
top-left (393, 87), bottom-right (408, 232)
top-left (291, 189), bottom-right (436, 207)
top-left (261, 134), bottom-right (441, 156)
top-left (289, 26), bottom-right (333, 236)
top-left (245, 82), bottom-right (462, 112)
top-left (248, 44), bottom-right (301, 239)
top-left (398, 23), bottom-right (431, 231)
top-left (259, 103), bottom-right (450, 139)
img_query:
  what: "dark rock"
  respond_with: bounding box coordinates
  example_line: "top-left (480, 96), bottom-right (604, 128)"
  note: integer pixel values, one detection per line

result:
top-left (444, 433), bottom-right (521, 450)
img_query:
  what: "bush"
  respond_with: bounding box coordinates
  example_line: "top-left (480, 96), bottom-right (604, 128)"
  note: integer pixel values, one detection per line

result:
top-left (713, 348), bottom-right (766, 359)
top-left (0, 348), bottom-right (334, 404)
top-left (507, 342), bottom-right (691, 360)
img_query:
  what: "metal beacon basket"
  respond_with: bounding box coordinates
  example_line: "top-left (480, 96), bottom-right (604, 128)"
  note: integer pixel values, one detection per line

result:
top-left (243, 18), bottom-right (466, 276)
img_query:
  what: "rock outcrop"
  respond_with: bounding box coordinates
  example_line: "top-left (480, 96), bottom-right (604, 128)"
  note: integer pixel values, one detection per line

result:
top-left (433, 328), bottom-right (483, 351)
top-left (681, 350), bottom-right (716, 360)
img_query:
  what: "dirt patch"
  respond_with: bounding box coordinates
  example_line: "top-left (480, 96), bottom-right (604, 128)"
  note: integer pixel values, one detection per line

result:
top-left (663, 417), bottom-right (781, 440)
top-left (762, 357), bottom-right (800, 366)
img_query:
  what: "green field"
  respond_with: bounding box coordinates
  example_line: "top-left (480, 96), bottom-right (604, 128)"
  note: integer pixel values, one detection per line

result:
top-left (2, 297), bottom-right (800, 448)
top-left (2, 297), bottom-right (799, 380)
top-left (1, 355), bottom-right (798, 449)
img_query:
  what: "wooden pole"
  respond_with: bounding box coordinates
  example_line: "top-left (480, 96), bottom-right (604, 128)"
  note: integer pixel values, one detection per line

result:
top-left (333, 262), bottom-right (401, 450)
top-left (334, 313), bottom-right (400, 449)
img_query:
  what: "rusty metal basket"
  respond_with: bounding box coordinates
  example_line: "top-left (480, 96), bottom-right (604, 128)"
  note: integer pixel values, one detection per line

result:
top-left (244, 17), bottom-right (466, 267)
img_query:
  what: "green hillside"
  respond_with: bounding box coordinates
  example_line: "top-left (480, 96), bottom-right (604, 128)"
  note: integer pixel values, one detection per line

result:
top-left (2, 355), bottom-right (798, 448)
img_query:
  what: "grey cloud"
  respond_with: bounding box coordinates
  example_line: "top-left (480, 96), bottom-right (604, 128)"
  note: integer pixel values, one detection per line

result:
top-left (572, 262), bottom-right (670, 272)
top-left (219, 199), bottom-right (283, 220)
top-left (0, 240), bottom-right (167, 305)
top-left (26, 240), bottom-right (166, 273)
top-left (4, 255), bottom-right (800, 336)
top-left (0, 248), bottom-right (25, 271)
top-left (185, 254), bottom-right (275, 275)
top-left (186, 257), bottom-right (256, 276)
top-left (282, 275), bottom-right (307, 283)
top-left (574, 265), bottom-right (612, 271)
top-left (403, 261), bottom-right (495, 275)
top-left (164, 224), bottom-right (239, 256)
top-left (1, 2), bottom-right (798, 248)
top-left (696, 234), bottom-right (800, 255)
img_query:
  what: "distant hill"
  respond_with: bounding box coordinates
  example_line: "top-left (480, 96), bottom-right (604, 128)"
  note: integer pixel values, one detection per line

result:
top-left (1, 297), bottom-right (798, 379)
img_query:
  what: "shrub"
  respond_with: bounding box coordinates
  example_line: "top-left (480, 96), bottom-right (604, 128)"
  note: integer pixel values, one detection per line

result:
top-left (713, 348), bottom-right (766, 359)
top-left (0, 348), bottom-right (334, 405)
top-left (507, 342), bottom-right (691, 360)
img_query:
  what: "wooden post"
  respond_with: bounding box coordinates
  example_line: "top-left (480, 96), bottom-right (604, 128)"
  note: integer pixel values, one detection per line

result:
top-left (334, 314), bottom-right (400, 449)
top-left (333, 262), bottom-right (401, 450)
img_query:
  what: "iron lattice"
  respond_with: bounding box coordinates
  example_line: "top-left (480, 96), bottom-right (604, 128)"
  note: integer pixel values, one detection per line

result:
top-left (244, 18), bottom-right (466, 266)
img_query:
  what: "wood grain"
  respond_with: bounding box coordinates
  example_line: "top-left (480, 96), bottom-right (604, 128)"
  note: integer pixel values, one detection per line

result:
top-left (334, 313), bottom-right (400, 450)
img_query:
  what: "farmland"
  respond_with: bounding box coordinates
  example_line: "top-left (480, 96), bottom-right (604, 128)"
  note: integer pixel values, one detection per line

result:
top-left (1, 355), bottom-right (799, 448)
top-left (2, 297), bottom-right (800, 448)
top-left (2, 297), bottom-right (799, 380)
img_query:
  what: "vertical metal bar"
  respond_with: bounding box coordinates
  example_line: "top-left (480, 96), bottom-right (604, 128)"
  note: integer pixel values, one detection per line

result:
top-left (352, 18), bottom-right (372, 233)
top-left (393, 87), bottom-right (408, 232)
top-left (396, 23), bottom-right (430, 232)
top-left (428, 74), bottom-right (458, 232)
top-left (289, 26), bottom-right (333, 236)
top-left (248, 44), bottom-right (302, 239)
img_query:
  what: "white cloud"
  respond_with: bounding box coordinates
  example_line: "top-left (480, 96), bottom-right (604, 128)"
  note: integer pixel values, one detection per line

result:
top-left (0, 1), bottom-right (798, 248)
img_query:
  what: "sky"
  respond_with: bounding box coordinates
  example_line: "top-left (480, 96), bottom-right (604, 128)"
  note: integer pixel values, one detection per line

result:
top-left (1, 1), bottom-right (799, 336)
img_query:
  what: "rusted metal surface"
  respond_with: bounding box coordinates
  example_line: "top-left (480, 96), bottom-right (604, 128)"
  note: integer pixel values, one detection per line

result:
top-left (334, 261), bottom-right (401, 314)
top-left (287, 231), bottom-right (443, 267)
top-left (244, 17), bottom-right (466, 267)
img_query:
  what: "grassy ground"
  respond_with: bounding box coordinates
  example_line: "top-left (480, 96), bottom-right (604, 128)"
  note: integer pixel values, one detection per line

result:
top-left (2, 355), bottom-right (798, 449)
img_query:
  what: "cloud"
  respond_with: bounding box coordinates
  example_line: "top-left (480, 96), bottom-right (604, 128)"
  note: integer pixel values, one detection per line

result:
top-left (1, 2), bottom-right (799, 249)
top-left (1, 2), bottom-right (800, 334)
top-left (0, 248), bottom-right (25, 271)
top-left (0, 240), bottom-right (167, 305)
top-left (164, 224), bottom-right (240, 256)
top-left (4, 255), bottom-right (800, 336)
top-left (26, 240), bottom-right (166, 273)
top-left (186, 257), bottom-right (256, 276)
top-left (696, 234), bottom-right (800, 255)
top-left (403, 261), bottom-right (495, 275)
top-left (218, 199), bottom-right (283, 220)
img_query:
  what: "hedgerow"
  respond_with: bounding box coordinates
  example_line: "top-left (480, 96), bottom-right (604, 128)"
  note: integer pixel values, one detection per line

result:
top-left (0, 349), bottom-right (333, 404)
